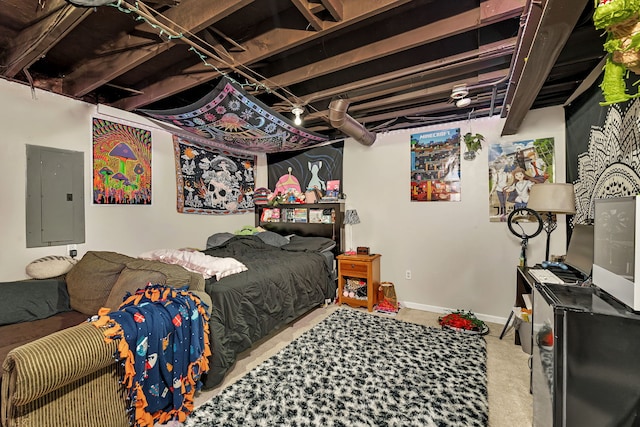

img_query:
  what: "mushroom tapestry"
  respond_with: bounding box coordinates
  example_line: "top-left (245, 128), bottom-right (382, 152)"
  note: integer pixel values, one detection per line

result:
top-left (173, 135), bottom-right (255, 215)
top-left (139, 77), bottom-right (329, 153)
top-left (93, 118), bottom-right (152, 205)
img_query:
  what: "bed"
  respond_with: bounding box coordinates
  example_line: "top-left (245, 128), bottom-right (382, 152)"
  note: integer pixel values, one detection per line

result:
top-left (200, 232), bottom-right (337, 388)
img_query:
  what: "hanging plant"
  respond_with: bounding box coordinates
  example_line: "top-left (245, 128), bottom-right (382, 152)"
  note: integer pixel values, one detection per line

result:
top-left (462, 132), bottom-right (485, 161)
top-left (593, 0), bottom-right (640, 105)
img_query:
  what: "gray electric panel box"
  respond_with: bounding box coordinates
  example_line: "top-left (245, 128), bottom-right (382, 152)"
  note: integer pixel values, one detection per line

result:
top-left (26, 145), bottom-right (85, 247)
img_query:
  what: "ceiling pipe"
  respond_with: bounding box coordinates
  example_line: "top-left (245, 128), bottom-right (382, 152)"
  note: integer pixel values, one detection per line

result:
top-left (328, 99), bottom-right (376, 146)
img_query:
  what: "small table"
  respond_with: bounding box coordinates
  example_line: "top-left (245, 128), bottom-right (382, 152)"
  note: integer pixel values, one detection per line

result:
top-left (336, 253), bottom-right (381, 312)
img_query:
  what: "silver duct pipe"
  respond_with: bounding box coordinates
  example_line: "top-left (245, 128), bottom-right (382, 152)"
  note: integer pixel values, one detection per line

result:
top-left (328, 99), bottom-right (376, 146)
top-left (67, 0), bottom-right (113, 5)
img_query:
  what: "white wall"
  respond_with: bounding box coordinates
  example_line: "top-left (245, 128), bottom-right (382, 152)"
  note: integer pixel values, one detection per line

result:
top-left (0, 77), bottom-right (568, 322)
top-left (0, 79), bottom-right (256, 280)
top-left (342, 109), bottom-right (568, 322)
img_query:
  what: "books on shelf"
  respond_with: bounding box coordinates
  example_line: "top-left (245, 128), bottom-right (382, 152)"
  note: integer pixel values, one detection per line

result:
top-left (260, 208), bottom-right (280, 222)
top-left (280, 208), bottom-right (295, 223)
top-left (309, 208), bottom-right (323, 224)
top-left (293, 208), bottom-right (307, 223)
top-left (322, 208), bottom-right (334, 223)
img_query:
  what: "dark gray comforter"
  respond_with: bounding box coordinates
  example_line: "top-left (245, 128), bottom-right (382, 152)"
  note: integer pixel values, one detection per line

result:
top-left (201, 235), bottom-right (335, 388)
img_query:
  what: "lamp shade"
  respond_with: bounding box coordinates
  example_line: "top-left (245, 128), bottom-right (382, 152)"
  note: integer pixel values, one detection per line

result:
top-left (344, 209), bottom-right (361, 225)
top-left (527, 183), bottom-right (576, 214)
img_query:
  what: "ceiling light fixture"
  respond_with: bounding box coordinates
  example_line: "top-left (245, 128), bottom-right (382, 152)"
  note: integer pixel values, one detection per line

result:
top-left (456, 97), bottom-right (471, 108)
top-left (292, 106), bottom-right (304, 126)
top-left (450, 84), bottom-right (469, 100)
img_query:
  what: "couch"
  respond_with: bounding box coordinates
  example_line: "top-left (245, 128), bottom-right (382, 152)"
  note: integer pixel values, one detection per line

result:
top-left (1, 251), bottom-right (211, 427)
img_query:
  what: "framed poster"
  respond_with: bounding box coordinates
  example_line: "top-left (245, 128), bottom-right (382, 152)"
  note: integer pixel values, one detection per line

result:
top-left (488, 137), bottom-right (554, 221)
top-left (92, 118), bottom-right (152, 205)
top-left (411, 128), bottom-right (461, 202)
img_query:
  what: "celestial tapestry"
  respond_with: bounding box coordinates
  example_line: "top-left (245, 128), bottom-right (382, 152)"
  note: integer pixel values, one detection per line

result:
top-left (173, 135), bottom-right (255, 215)
top-left (267, 141), bottom-right (344, 196)
top-left (92, 118), bottom-right (152, 205)
top-left (140, 78), bottom-right (329, 153)
top-left (488, 137), bottom-right (555, 222)
top-left (410, 128), bottom-right (460, 202)
top-left (566, 75), bottom-right (640, 225)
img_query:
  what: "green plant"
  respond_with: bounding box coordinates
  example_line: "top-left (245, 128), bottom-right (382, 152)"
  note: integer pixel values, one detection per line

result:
top-left (463, 132), bottom-right (484, 152)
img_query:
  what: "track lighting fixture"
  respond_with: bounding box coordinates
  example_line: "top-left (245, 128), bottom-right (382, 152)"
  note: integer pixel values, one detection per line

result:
top-left (291, 106), bottom-right (304, 126)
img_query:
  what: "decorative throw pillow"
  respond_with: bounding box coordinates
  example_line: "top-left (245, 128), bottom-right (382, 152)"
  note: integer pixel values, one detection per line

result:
top-left (103, 267), bottom-right (166, 312)
top-left (256, 231), bottom-right (289, 247)
top-left (206, 232), bottom-right (235, 249)
top-left (65, 251), bottom-right (128, 315)
top-left (25, 255), bottom-right (78, 279)
top-left (139, 249), bottom-right (247, 280)
top-left (0, 278), bottom-right (71, 326)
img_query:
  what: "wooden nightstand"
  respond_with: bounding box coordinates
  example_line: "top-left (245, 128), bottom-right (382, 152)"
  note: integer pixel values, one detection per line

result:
top-left (336, 253), bottom-right (381, 312)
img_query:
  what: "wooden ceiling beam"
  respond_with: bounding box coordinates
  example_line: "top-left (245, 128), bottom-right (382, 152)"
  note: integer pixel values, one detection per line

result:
top-left (304, 68), bottom-right (509, 122)
top-left (501, 0), bottom-right (589, 135)
top-left (64, 0), bottom-right (252, 97)
top-left (263, 2), bottom-right (523, 90)
top-left (1, 0), bottom-right (92, 78)
top-left (320, 0), bottom-right (343, 21)
top-left (299, 37), bottom-right (516, 105)
top-left (111, 0), bottom-right (415, 110)
top-left (290, 0), bottom-right (325, 31)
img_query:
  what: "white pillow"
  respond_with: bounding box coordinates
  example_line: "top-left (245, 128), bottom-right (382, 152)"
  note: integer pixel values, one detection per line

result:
top-left (139, 249), bottom-right (247, 280)
top-left (26, 255), bottom-right (78, 279)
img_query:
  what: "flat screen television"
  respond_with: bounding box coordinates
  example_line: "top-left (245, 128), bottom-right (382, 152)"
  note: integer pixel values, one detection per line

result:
top-left (592, 196), bottom-right (640, 311)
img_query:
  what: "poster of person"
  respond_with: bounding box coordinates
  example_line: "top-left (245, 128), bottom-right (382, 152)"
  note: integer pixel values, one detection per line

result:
top-left (488, 137), bottom-right (554, 222)
top-left (411, 128), bottom-right (461, 202)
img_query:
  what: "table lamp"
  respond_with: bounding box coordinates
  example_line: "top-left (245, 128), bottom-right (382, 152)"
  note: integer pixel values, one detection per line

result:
top-left (526, 183), bottom-right (576, 262)
top-left (344, 209), bottom-right (360, 255)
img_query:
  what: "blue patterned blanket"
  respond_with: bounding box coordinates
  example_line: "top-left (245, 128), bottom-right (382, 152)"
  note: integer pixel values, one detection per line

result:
top-left (94, 284), bottom-right (210, 426)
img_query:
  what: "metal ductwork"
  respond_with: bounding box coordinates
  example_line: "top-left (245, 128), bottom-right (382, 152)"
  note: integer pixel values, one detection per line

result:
top-left (328, 99), bottom-right (376, 146)
top-left (67, 0), bottom-right (113, 6)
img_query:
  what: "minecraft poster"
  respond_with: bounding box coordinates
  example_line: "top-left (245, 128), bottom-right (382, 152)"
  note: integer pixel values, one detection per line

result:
top-left (411, 128), bottom-right (461, 202)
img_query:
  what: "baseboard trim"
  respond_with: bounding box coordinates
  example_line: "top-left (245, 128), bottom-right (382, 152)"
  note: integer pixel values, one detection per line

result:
top-left (399, 301), bottom-right (508, 326)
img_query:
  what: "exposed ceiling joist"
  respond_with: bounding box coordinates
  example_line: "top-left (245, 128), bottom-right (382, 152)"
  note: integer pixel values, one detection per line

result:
top-left (2, 0), bottom-right (91, 77)
top-left (264, 2), bottom-right (524, 90)
top-left (0, 0), bottom-right (604, 141)
top-left (111, 0), bottom-right (415, 110)
top-left (501, 0), bottom-right (590, 135)
top-left (65, 0), bottom-right (251, 97)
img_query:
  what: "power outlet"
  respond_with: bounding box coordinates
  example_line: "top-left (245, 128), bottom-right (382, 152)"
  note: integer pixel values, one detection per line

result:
top-left (67, 244), bottom-right (77, 258)
top-left (405, 270), bottom-right (412, 280)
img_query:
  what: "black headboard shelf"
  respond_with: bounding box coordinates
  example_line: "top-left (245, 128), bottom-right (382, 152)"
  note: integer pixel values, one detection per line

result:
top-left (255, 202), bottom-right (345, 255)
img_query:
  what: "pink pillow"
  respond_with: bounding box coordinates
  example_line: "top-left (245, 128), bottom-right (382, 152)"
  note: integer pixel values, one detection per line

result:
top-left (138, 249), bottom-right (247, 280)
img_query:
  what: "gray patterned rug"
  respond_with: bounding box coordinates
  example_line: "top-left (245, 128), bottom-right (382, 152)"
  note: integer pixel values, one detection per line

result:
top-left (185, 308), bottom-right (488, 426)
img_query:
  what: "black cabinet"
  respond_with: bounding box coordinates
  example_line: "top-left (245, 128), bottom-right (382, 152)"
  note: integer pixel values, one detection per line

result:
top-left (533, 283), bottom-right (640, 426)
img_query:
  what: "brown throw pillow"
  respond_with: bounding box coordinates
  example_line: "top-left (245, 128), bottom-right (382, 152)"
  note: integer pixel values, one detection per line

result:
top-left (65, 251), bottom-right (127, 315)
top-left (104, 267), bottom-right (166, 312)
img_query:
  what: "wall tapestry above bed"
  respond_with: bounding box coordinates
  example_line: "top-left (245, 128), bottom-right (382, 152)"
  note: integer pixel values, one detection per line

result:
top-left (173, 135), bottom-right (255, 215)
top-left (139, 78), bottom-right (329, 153)
top-left (267, 141), bottom-right (344, 195)
top-left (92, 118), bottom-right (152, 205)
top-left (566, 75), bottom-right (640, 224)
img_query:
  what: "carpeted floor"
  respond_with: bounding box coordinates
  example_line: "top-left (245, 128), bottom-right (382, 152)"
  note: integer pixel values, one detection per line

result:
top-left (185, 308), bottom-right (488, 426)
top-left (184, 306), bottom-right (532, 427)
